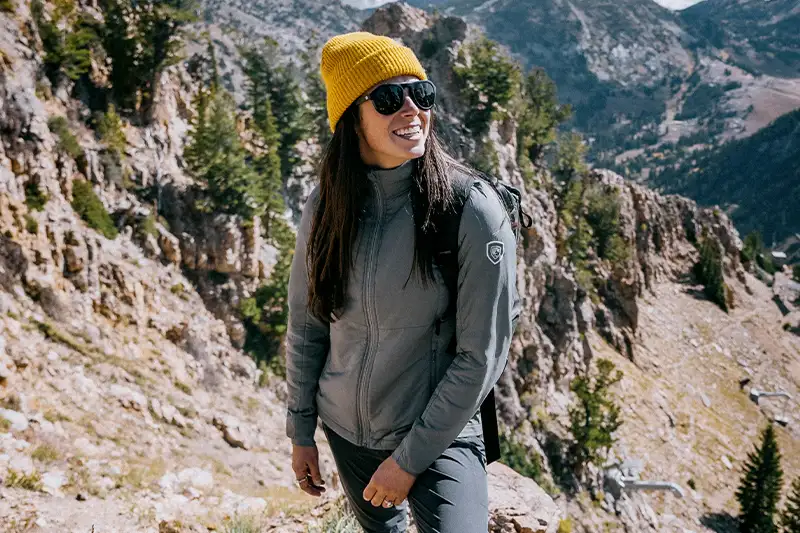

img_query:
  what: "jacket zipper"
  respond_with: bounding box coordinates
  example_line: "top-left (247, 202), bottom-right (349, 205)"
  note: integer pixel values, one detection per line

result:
top-left (356, 180), bottom-right (383, 446)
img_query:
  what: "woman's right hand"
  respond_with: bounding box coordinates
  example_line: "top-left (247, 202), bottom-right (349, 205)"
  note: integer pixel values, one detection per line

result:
top-left (292, 444), bottom-right (326, 497)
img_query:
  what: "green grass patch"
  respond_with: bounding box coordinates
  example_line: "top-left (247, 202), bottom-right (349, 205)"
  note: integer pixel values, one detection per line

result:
top-left (71, 180), bottom-right (118, 239)
top-left (48, 116), bottom-right (84, 161)
top-left (24, 214), bottom-right (38, 234)
top-left (24, 181), bottom-right (48, 211)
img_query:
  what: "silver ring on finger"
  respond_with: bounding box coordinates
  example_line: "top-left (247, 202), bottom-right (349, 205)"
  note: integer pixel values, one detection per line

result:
top-left (382, 499), bottom-right (394, 508)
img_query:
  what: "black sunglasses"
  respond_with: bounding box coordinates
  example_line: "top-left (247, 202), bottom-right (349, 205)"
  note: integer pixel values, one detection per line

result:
top-left (354, 80), bottom-right (436, 115)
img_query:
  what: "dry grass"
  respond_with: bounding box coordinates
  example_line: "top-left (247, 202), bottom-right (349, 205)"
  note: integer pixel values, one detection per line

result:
top-left (174, 380), bottom-right (192, 395)
top-left (31, 443), bottom-right (60, 463)
top-left (118, 456), bottom-right (168, 490)
top-left (308, 500), bottom-right (361, 533)
top-left (5, 469), bottom-right (43, 491)
top-left (43, 408), bottom-right (71, 423)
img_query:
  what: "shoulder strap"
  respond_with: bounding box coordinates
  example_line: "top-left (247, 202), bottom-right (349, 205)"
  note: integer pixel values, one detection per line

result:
top-left (431, 172), bottom-right (505, 465)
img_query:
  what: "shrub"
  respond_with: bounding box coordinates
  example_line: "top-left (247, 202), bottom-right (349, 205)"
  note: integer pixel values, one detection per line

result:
top-left (792, 264), bottom-right (800, 283)
top-left (24, 181), bottom-right (49, 211)
top-left (71, 180), bottom-right (117, 239)
top-left (557, 518), bottom-right (573, 533)
top-left (499, 433), bottom-right (544, 481)
top-left (47, 116), bottom-right (84, 161)
top-left (24, 214), bottom-right (38, 234)
top-left (136, 213), bottom-right (158, 241)
top-left (0, 0), bottom-right (14, 12)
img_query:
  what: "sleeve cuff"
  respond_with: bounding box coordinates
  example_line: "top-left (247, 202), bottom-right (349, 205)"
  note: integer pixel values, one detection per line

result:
top-left (391, 431), bottom-right (435, 476)
top-left (286, 411), bottom-right (318, 447)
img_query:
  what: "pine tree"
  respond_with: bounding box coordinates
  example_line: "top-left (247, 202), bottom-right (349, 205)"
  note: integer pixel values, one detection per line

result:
top-left (454, 36), bottom-right (522, 137)
top-left (694, 231), bottom-right (728, 311)
top-left (31, 0), bottom-right (99, 86)
top-left (185, 90), bottom-right (268, 220)
top-left (736, 424), bottom-right (784, 533)
top-left (99, 0), bottom-right (196, 120)
top-left (517, 69), bottom-right (572, 168)
top-left (553, 132), bottom-right (588, 182)
top-left (241, 39), bottom-right (311, 181)
top-left (568, 358), bottom-right (623, 474)
top-left (783, 478), bottom-right (800, 533)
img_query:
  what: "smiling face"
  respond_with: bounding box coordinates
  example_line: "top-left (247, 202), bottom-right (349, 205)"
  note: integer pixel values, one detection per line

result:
top-left (356, 75), bottom-right (431, 169)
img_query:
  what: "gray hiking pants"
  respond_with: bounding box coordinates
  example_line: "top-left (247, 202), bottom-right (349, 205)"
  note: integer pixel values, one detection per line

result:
top-left (323, 424), bottom-right (489, 533)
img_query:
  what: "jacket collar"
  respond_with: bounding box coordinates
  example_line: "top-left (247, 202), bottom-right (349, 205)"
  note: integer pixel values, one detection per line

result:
top-left (366, 160), bottom-right (414, 200)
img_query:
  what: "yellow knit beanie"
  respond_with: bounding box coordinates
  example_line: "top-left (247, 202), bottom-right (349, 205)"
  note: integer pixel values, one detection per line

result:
top-left (320, 32), bottom-right (427, 133)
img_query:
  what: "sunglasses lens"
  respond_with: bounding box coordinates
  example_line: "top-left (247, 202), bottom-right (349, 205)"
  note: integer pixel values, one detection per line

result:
top-left (411, 81), bottom-right (436, 109)
top-left (370, 84), bottom-right (405, 115)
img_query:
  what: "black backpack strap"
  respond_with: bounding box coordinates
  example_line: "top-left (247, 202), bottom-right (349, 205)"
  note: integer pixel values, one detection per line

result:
top-left (431, 172), bottom-right (503, 464)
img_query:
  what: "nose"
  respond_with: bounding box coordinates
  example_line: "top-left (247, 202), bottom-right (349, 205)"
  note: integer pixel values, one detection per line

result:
top-left (399, 89), bottom-right (420, 117)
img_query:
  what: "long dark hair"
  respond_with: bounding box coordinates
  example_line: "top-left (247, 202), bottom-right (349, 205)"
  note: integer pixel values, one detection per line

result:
top-left (306, 106), bottom-right (474, 323)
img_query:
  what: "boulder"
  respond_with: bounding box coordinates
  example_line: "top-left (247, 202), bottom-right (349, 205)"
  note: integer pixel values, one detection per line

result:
top-left (488, 462), bottom-right (561, 533)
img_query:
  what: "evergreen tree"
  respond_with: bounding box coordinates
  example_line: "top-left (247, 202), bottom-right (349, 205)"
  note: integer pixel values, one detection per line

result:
top-left (99, 0), bottom-right (196, 121)
top-left (300, 35), bottom-right (331, 149)
top-left (736, 424), bottom-right (784, 533)
top-left (568, 358), bottom-right (623, 474)
top-left (241, 39), bottom-right (311, 181)
top-left (31, 0), bottom-right (100, 86)
top-left (553, 132), bottom-right (588, 182)
top-left (185, 90), bottom-right (268, 220)
top-left (454, 36), bottom-right (522, 137)
top-left (99, 0), bottom-right (139, 112)
top-left (783, 478), bottom-right (800, 533)
top-left (694, 231), bottom-right (728, 311)
top-left (517, 69), bottom-right (572, 167)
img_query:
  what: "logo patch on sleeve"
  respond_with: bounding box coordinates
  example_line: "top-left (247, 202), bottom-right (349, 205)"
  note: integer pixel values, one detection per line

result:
top-left (486, 241), bottom-right (505, 265)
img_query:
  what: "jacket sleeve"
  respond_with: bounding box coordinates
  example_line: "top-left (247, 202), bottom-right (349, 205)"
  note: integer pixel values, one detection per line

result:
top-left (391, 183), bottom-right (520, 475)
top-left (285, 186), bottom-right (330, 447)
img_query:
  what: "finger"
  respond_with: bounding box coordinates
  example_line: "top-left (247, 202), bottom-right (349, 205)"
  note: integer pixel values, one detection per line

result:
top-left (370, 489), bottom-right (387, 507)
top-left (362, 483), bottom-right (377, 503)
top-left (298, 478), bottom-right (324, 497)
top-left (381, 499), bottom-right (395, 509)
top-left (308, 458), bottom-right (325, 486)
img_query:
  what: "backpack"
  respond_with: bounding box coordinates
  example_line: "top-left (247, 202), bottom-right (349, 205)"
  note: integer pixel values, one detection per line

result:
top-left (430, 171), bottom-right (533, 464)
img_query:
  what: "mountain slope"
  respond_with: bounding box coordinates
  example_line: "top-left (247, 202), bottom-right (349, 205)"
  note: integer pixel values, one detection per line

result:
top-left (681, 0), bottom-right (800, 78)
top-left (653, 108), bottom-right (800, 244)
top-left (202, 0), bottom-right (363, 52)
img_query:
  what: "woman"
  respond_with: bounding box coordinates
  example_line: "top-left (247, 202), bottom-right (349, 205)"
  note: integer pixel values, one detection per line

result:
top-left (285, 31), bottom-right (520, 533)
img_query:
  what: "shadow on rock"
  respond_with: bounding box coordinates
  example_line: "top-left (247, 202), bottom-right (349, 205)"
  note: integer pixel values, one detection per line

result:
top-left (700, 512), bottom-right (739, 533)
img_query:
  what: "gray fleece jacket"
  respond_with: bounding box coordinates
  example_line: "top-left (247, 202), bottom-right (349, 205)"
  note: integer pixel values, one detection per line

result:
top-left (285, 161), bottom-right (520, 476)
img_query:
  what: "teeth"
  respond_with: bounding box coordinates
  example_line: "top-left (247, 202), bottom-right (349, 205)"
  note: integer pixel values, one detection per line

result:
top-left (394, 126), bottom-right (421, 136)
